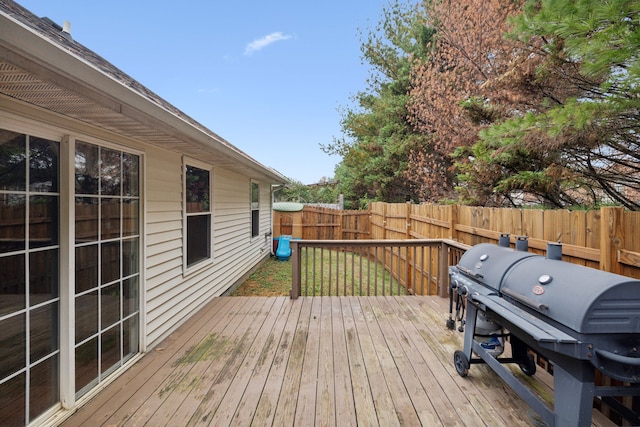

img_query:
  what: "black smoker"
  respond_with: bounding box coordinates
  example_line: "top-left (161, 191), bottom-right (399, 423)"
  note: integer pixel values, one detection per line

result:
top-left (448, 235), bottom-right (640, 426)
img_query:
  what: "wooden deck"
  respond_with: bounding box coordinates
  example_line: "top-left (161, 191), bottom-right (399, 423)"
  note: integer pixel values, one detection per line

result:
top-left (61, 296), bottom-right (615, 427)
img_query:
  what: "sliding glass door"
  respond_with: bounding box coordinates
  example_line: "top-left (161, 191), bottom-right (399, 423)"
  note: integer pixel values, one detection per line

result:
top-left (0, 129), bottom-right (141, 425)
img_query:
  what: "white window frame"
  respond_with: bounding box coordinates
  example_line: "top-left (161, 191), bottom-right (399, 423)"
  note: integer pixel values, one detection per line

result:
top-left (182, 158), bottom-right (213, 273)
top-left (250, 180), bottom-right (260, 239)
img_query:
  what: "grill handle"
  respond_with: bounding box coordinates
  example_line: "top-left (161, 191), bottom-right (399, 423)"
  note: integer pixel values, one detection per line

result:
top-left (501, 288), bottom-right (549, 311)
top-left (595, 349), bottom-right (640, 366)
top-left (456, 266), bottom-right (483, 279)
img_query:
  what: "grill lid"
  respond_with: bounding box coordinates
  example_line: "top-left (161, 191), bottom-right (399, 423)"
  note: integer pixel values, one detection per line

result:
top-left (454, 243), bottom-right (537, 291)
top-left (501, 258), bottom-right (640, 334)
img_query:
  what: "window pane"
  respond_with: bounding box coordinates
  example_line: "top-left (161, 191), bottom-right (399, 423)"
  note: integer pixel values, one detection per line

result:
top-left (101, 324), bottom-right (121, 374)
top-left (75, 142), bottom-right (99, 195)
top-left (187, 215), bottom-right (210, 266)
top-left (75, 197), bottom-right (99, 243)
top-left (122, 199), bottom-right (139, 237)
top-left (30, 250), bottom-right (58, 306)
top-left (123, 315), bottom-right (139, 357)
top-left (100, 148), bottom-right (122, 196)
top-left (101, 198), bottom-right (121, 240)
top-left (30, 302), bottom-right (58, 362)
top-left (251, 182), bottom-right (259, 208)
top-left (122, 238), bottom-right (139, 277)
top-left (123, 277), bottom-right (139, 318)
top-left (0, 194), bottom-right (25, 253)
top-left (0, 130), bottom-right (26, 191)
top-left (75, 245), bottom-right (98, 293)
top-left (0, 372), bottom-right (25, 426)
top-left (75, 291), bottom-right (98, 343)
top-left (252, 210), bottom-right (260, 237)
top-left (0, 313), bottom-right (26, 379)
top-left (30, 355), bottom-right (59, 421)
top-left (29, 137), bottom-right (58, 193)
top-left (75, 337), bottom-right (98, 394)
top-left (123, 153), bottom-right (139, 197)
top-left (0, 254), bottom-right (26, 316)
top-left (29, 195), bottom-right (59, 248)
top-left (101, 283), bottom-right (120, 329)
top-left (101, 241), bottom-right (121, 285)
top-left (186, 166), bottom-right (210, 213)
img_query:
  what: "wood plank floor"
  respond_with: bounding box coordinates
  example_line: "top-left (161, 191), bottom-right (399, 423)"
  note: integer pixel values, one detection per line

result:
top-left (61, 296), bottom-right (615, 427)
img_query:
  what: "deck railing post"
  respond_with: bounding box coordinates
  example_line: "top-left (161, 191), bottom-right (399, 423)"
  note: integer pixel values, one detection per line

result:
top-left (438, 241), bottom-right (450, 298)
top-left (290, 240), bottom-right (301, 299)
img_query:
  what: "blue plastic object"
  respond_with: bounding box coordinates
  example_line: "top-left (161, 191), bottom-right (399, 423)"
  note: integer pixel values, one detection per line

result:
top-left (275, 235), bottom-right (292, 261)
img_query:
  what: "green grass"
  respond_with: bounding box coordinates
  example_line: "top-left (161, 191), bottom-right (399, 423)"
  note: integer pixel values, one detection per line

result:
top-left (232, 249), bottom-right (406, 297)
top-left (231, 257), bottom-right (293, 296)
top-left (299, 248), bottom-right (405, 296)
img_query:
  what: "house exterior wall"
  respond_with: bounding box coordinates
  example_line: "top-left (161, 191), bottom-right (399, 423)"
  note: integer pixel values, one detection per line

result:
top-left (0, 97), bottom-right (274, 424)
top-left (144, 155), bottom-right (273, 347)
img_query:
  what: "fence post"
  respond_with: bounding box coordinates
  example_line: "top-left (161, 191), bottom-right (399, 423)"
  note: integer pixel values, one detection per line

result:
top-left (600, 206), bottom-right (624, 275)
top-left (290, 240), bottom-right (301, 299)
top-left (449, 204), bottom-right (458, 241)
top-left (405, 203), bottom-right (413, 293)
top-left (405, 201), bottom-right (411, 239)
top-left (382, 203), bottom-right (388, 240)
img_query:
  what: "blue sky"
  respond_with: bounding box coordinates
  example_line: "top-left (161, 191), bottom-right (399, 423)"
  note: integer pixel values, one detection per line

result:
top-left (15, 0), bottom-right (391, 184)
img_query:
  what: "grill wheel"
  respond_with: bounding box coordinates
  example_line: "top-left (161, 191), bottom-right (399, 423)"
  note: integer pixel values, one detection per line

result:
top-left (454, 350), bottom-right (470, 377)
top-left (519, 353), bottom-right (536, 376)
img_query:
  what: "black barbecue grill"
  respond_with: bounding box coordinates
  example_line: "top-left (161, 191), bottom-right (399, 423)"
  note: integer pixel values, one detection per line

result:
top-left (448, 235), bottom-right (640, 426)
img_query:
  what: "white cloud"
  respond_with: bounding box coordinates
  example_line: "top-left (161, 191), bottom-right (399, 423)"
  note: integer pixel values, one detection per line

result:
top-left (244, 32), bottom-right (293, 55)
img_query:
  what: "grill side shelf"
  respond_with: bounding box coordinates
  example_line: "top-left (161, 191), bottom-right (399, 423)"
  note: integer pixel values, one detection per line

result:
top-left (470, 293), bottom-right (577, 345)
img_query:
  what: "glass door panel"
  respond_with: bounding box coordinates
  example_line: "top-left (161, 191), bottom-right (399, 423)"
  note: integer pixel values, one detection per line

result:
top-left (0, 131), bottom-right (60, 425)
top-left (74, 141), bottom-right (140, 398)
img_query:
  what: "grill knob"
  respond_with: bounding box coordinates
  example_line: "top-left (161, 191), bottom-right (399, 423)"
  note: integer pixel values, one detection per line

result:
top-left (538, 274), bottom-right (552, 285)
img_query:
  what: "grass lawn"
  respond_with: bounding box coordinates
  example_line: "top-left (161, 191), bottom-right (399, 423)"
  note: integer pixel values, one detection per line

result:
top-left (232, 249), bottom-right (405, 296)
top-left (232, 257), bottom-right (292, 296)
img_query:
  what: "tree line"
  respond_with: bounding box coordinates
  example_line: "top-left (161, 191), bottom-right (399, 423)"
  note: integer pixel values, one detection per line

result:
top-left (319, 0), bottom-right (640, 210)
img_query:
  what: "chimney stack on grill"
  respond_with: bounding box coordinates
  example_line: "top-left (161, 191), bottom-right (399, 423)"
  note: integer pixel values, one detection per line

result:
top-left (515, 236), bottom-right (528, 252)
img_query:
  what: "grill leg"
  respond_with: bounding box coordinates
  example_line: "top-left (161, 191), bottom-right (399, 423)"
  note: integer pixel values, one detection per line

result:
top-left (462, 302), bottom-right (478, 362)
top-left (553, 360), bottom-right (595, 427)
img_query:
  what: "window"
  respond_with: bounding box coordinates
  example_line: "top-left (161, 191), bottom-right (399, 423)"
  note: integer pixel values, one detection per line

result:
top-left (185, 165), bottom-right (211, 267)
top-left (251, 181), bottom-right (259, 238)
top-left (0, 130), bottom-right (60, 425)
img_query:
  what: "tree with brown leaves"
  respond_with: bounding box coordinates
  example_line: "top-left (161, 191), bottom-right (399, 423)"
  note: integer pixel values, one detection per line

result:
top-left (407, 0), bottom-right (525, 203)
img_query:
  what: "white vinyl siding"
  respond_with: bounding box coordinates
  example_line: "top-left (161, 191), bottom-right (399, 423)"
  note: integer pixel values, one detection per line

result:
top-left (143, 150), bottom-right (272, 347)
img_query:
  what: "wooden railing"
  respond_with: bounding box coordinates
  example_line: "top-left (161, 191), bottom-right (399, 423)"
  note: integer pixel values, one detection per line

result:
top-left (289, 239), bottom-right (468, 299)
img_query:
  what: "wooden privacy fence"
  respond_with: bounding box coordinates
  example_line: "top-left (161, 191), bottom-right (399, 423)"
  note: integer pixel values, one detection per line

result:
top-left (281, 202), bottom-right (640, 298)
top-left (273, 206), bottom-right (370, 240)
top-left (370, 202), bottom-right (640, 280)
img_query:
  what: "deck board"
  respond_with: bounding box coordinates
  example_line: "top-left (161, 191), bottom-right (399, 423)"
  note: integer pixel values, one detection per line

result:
top-left (61, 296), bottom-right (616, 427)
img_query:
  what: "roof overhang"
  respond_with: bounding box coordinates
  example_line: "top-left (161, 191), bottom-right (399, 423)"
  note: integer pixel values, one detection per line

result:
top-left (0, 6), bottom-right (287, 184)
